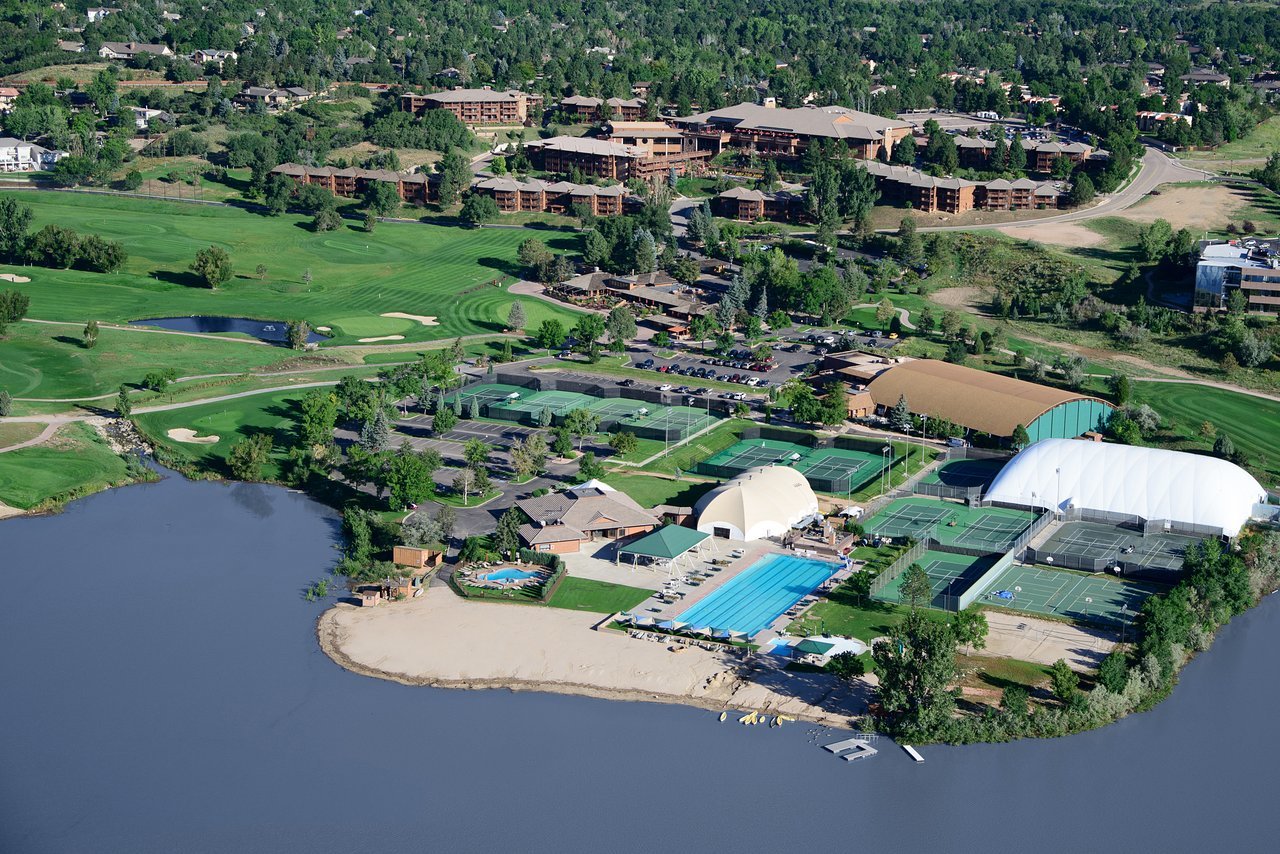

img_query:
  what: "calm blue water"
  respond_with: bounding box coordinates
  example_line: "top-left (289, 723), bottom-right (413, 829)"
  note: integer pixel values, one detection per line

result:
top-left (1, 471), bottom-right (1278, 852)
top-left (129, 316), bottom-right (327, 344)
top-left (677, 554), bottom-right (839, 636)
top-left (484, 568), bottom-right (539, 582)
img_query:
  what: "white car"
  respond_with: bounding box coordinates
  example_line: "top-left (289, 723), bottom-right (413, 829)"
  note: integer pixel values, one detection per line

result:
top-left (658, 383), bottom-right (673, 391)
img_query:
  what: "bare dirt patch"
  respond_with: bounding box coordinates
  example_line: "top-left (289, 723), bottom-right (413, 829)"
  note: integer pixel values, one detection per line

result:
top-left (1123, 184), bottom-right (1252, 229)
top-left (929, 285), bottom-right (988, 312)
top-left (995, 221), bottom-right (1106, 248)
top-left (167, 428), bottom-right (219, 444)
top-left (381, 312), bottom-right (439, 326)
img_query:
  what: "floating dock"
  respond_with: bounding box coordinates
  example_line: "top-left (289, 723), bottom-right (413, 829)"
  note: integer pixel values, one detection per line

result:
top-left (902, 745), bottom-right (925, 763)
top-left (823, 737), bottom-right (879, 762)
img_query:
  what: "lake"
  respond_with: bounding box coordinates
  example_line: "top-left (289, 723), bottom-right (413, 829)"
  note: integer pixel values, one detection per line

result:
top-left (129, 316), bottom-right (327, 344)
top-left (1, 472), bottom-right (1276, 853)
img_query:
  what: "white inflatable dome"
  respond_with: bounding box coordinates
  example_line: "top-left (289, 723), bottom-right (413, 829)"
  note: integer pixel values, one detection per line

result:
top-left (985, 438), bottom-right (1266, 536)
top-left (695, 465), bottom-right (819, 541)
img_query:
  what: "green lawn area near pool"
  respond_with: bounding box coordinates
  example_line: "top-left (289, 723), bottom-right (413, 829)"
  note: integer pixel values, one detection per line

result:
top-left (0, 321), bottom-right (300, 399)
top-left (0, 191), bottom-right (583, 344)
top-left (1132, 381), bottom-right (1280, 486)
top-left (600, 473), bottom-right (716, 509)
top-left (0, 423), bottom-right (136, 509)
top-left (545, 576), bottom-right (654, 613)
top-left (133, 389), bottom-right (310, 477)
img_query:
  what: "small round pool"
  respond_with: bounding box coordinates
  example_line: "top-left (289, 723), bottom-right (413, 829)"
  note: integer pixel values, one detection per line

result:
top-left (129, 316), bottom-right (327, 344)
top-left (481, 568), bottom-right (540, 583)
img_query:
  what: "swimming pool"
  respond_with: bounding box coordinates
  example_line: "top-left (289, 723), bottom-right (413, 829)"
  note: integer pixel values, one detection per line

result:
top-left (676, 554), bottom-right (839, 638)
top-left (482, 568), bottom-right (539, 582)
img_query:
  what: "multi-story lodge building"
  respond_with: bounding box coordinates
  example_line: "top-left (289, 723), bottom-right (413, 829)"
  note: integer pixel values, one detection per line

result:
top-left (525, 135), bottom-right (708, 181)
top-left (1195, 238), bottom-right (1280, 312)
top-left (558, 96), bottom-right (647, 122)
top-left (671, 101), bottom-right (913, 161)
top-left (471, 177), bottom-right (631, 217)
top-left (599, 121), bottom-right (689, 157)
top-left (269, 163), bottom-right (440, 205)
top-left (954, 136), bottom-right (1100, 173)
top-left (399, 88), bottom-right (541, 126)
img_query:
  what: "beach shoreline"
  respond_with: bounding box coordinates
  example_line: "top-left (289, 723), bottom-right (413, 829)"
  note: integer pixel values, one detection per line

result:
top-left (316, 589), bottom-right (867, 728)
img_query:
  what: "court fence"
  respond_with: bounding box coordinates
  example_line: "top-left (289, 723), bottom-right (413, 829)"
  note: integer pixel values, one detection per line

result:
top-left (1142, 518), bottom-right (1226, 540)
top-left (956, 550), bottom-right (1020, 611)
top-left (914, 481), bottom-right (983, 502)
top-left (1023, 547), bottom-right (1109, 573)
top-left (869, 538), bottom-right (930, 599)
top-left (943, 446), bottom-right (1014, 463)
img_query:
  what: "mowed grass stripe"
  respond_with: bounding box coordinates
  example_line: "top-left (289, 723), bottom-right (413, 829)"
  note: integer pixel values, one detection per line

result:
top-left (0, 191), bottom-right (584, 343)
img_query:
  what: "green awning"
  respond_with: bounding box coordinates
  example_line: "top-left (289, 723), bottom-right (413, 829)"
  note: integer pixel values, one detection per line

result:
top-left (793, 639), bottom-right (835, 655)
top-left (617, 524), bottom-right (710, 560)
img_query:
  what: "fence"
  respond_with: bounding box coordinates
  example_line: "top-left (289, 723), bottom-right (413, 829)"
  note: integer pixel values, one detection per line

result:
top-left (1023, 547), bottom-right (1109, 573)
top-left (913, 481), bottom-right (983, 502)
top-left (1062, 507), bottom-right (1145, 530)
top-left (869, 537), bottom-right (930, 599)
top-left (956, 549), bottom-right (1020, 611)
top-left (1142, 518), bottom-right (1226, 539)
top-left (943, 445), bottom-right (1014, 463)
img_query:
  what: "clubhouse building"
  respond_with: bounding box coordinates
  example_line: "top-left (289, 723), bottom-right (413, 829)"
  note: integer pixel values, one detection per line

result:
top-left (516, 482), bottom-right (660, 553)
top-left (399, 88), bottom-right (542, 126)
top-left (671, 101), bottom-right (913, 161)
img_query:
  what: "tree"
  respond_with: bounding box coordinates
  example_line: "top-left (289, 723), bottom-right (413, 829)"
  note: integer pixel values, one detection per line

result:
top-left (944, 339), bottom-right (968, 364)
top-left (77, 235), bottom-right (127, 273)
top-left (535, 318), bottom-right (566, 352)
top-left (0, 197), bottom-right (33, 262)
top-left (435, 505), bottom-right (457, 543)
top-left (577, 451), bottom-right (605, 480)
top-left (460, 192), bottom-right (500, 224)
top-left (286, 320), bottom-right (311, 350)
top-left (363, 180), bottom-right (401, 217)
top-left (608, 430), bottom-right (638, 456)
top-left (573, 313), bottom-right (606, 361)
top-left (26, 224), bottom-right (79, 268)
top-left (359, 408), bottom-right (393, 453)
top-left (436, 148), bottom-right (472, 206)
top-left (463, 438), bottom-right (491, 469)
top-left (510, 433), bottom-right (548, 480)
top-left (900, 563), bottom-right (933, 609)
top-left (452, 467), bottom-right (477, 504)
top-left (951, 608), bottom-right (989, 650)
top-left (1138, 219), bottom-right (1174, 263)
top-left (1000, 685), bottom-right (1029, 717)
top-left (940, 310), bottom-right (963, 339)
top-left (115, 385), bottom-right (131, 418)
top-left (432, 404), bottom-right (457, 434)
top-left (401, 511), bottom-right (443, 548)
top-left (312, 208), bottom-right (343, 232)
top-left (551, 427), bottom-right (574, 457)
top-left (386, 445), bottom-right (441, 510)
top-left (142, 368), bottom-right (178, 392)
top-left (506, 300), bottom-right (527, 331)
top-left (190, 245), bottom-right (232, 288)
top-left (1097, 651), bottom-right (1129, 693)
top-left (826, 651), bottom-right (866, 681)
top-left (1213, 432), bottom-right (1235, 460)
top-left (1011, 424), bottom-right (1031, 449)
top-left (495, 507), bottom-right (525, 558)
top-left (82, 320), bottom-right (99, 349)
top-left (1110, 373), bottom-right (1131, 405)
top-left (1049, 658), bottom-right (1080, 702)
top-left (227, 433), bottom-right (273, 480)
top-left (605, 305), bottom-right (637, 346)
top-left (891, 394), bottom-right (912, 433)
top-left (297, 390), bottom-right (339, 453)
top-left (564, 408), bottom-right (601, 450)
top-left (895, 216), bottom-right (922, 265)
top-left (872, 611), bottom-right (958, 738)
top-left (875, 298), bottom-right (896, 330)
top-left (1066, 173), bottom-right (1095, 208)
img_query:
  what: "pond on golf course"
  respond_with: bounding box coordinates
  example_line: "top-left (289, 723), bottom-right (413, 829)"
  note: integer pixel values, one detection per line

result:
top-left (129, 316), bottom-right (328, 344)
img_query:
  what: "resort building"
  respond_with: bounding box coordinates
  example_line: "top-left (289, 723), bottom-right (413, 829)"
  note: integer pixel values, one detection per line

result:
top-left (600, 121), bottom-right (689, 157)
top-left (471, 176), bottom-right (631, 216)
top-left (399, 88), bottom-right (540, 126)
top-left (555, 270), bottom-right (705, 330)
top-left (0, 137), bottom-right (65, 172)
top-left (269, 163), bottom-right (440, 204)
top-left (864, 359), bottom-right (1114, 443)
top-left (1194, 237), bottom-right (1280, 312)
top-left (695, 466), bottom-right (821, 541)
top-left (516, 482), bottom-right (660, 553)
top-left (524, 135), bottom-right (707, 181)
top-left (953, 135), bottom-right (1099, 173)
top-left (713, 184), bottom-right (807, 221)
top-left (986, 439), bottom-right (1265, 536)
top-left (98, 42), bottom-right (174, 61)
top-left (558, 95), bottom-right (647, 122)
top-left (672, 101), bottom-right (913, 161)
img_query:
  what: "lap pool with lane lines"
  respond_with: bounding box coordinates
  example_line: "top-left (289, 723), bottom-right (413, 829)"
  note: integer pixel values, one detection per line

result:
top-left (676, 554), bottom-right (841, 637)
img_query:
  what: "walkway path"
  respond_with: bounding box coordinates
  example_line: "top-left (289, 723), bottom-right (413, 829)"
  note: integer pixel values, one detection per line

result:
top-left (0, 423), bottom-right (58, 454)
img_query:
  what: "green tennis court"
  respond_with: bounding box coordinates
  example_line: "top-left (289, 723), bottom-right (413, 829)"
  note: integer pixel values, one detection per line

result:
top-left (442, 383), bottom-right (528, 410)
top-left (1039, 521), bottom-right (1199, 572)
top-left (873, 550), bottom-right (999, 609)
top-left (977, 564), bottom-right (1163, 628)
top-left (487, 389), bottom-right (598, 423)
top-left (935, 508), bottom-right (1037, 552)
top-left (619, 405), bottom-right (717, 440)
top-left (864, 497), bottom-right (957, 539)
top-left (920, 458), bottom-right (1006, 489)
top-left (793, 447), bottom-right (887, 493)
top-left (694, 438), bottom-right (809, 478)
top-left (588, 397), bottom-right (651, 427)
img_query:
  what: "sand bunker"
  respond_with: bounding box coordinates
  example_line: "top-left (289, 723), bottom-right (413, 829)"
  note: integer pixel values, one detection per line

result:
top-left (315, 326), bottom-right (332, 332)
top-left (381, 312), bottom-right (439, 326)
top-left (358, 335), bottom-right (405, 343)
top-left (167, 428), bottom-right (219, 444)
top-left (0, 273), bottom-right (31, 283)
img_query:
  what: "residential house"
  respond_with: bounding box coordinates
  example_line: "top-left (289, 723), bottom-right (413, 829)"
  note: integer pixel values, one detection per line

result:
top-left (1136, 111), bottom-right (1193, 133)
top-left (98, 42), bottom-right (174, 61)
top-left (0, 137), bottom-right (66, 172)
top-left (125, 106), bottom-right (174, 130)
top-left (515, 483), bottom-right (660, 553)
top-left (86, 6), bottom-right (119, 23)
top-left (0, 87), bottom-right (18, 113)
top-left (235, 86), bottom-right (313, 111)
top-left (1180, 69), bottom-right (1231, 88)
top-left (192, 49), bottom-right (237, 70)
top-left (58, 40), bottom-right (85, 53)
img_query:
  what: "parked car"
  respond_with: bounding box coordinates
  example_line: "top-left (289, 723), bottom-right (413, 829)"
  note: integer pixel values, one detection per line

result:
top-left (618, 378), bottom-right (636, 387)
top-left (658, 383), bottom-right (673, 392)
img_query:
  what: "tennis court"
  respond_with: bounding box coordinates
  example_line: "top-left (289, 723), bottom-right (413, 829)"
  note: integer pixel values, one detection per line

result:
top-left (442, 383), bottom-right (528, 412)
top-left (619, 405), bottom-right (717, 441)
top-left (1036, 521), bottom-right (1200, 573)
top-left (873, 550), bottom-right (999, 609)
top-left (694, 438), bottom-right (809, 478)
top-left (920, 458), bottom-right (1006, 489)
top-left (935, 507), bottom-right (1037, 553)
top-left (588, 397), bottom-right (650, 428)
top-left (977, 564), bottom-right (1163, 628)
top-left (793, 447), bottom-right (887, 493)
top-left (864, 497), bottom-right (956, 540)
top-left (487, 389), bottom-right (598, 424)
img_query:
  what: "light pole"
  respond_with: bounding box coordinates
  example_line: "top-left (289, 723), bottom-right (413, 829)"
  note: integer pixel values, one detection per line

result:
top-left (1055, 466), bottom-right (1062, 517)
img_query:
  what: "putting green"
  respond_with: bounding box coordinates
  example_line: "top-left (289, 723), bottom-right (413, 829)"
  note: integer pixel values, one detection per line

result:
top-left (325, 314), bottom-right (416, 337)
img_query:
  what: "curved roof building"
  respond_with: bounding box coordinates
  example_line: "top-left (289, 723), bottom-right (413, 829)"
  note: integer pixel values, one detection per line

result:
top-left (695, 466), bottom-right (819, 541)
top-left (985, 439), bottom-right (1266, 536)
top-left (866, 359), bottom-right (1113, 442)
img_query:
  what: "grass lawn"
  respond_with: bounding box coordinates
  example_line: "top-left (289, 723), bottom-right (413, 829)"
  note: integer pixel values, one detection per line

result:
top-left (639, 418), bottom-right (755, 475)
top-left (133, 389), bottom-right (310, 478)
top-left (0, 321), bottom-right (301, 399)
top-left (0, 423), bottom-right (135, 509)
top-left (0, 422), bottom-right (44, 449)
top-left (0, 191), bottom-right (583, 345)
top-left (1176, 115), bottom-right (1280, 162)
top-left (1132, 381), bottom-right (1280, 486)
top-left (956, 653), bottom-right (1052, 695)
top-left (545, 576), bottom-right (654, 613)
top-left (600, 473), bottom-right (716, 508)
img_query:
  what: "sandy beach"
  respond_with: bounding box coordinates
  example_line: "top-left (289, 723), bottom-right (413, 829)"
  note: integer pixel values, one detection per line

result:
top-left (319, 588), bottom-right (869, 726)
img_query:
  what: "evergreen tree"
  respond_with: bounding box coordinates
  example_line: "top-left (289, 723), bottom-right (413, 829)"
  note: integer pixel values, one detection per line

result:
top-left (359, 408), bottom-right (392, 453)
top-left (891, 394), bottom-right (912, 433)
top-left (506, 300), bottom-right (527, 331)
